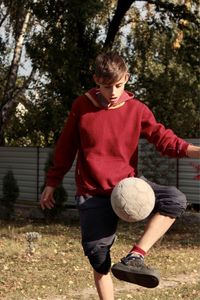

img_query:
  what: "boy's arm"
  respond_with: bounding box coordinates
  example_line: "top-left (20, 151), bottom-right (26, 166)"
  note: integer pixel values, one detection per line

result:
top-left (40, 100), bottom-right (80, 211)
top-left (46, 98), bottom-right (80, 188)
top-left (141, 105), bottom-right (196, 158)
top-left (186, 145), bottom-right (200, 159)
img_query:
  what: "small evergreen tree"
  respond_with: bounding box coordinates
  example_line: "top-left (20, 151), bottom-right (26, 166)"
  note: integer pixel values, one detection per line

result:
top-left (2, 170), bottom-right (19, 219)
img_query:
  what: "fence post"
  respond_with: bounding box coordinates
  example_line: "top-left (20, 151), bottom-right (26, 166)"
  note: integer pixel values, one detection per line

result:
top-left (36, 146), bottom-right (40, 201)
top-left (176, 158), bottom-right (179, 188)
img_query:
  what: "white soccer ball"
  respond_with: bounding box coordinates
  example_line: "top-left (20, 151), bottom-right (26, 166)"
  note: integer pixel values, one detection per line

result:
top-left (111, 177), bottom-right (155, 222)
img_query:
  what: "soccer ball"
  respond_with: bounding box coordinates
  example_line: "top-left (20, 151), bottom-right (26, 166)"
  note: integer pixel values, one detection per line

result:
top-left (111, 177), bottom-right (155, 222)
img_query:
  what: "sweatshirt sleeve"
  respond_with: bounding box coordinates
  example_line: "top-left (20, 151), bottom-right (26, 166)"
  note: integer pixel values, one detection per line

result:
top-left (46, 98), bottom-right (80, 188)
top-left (141, 104), bottom-right (189, 158)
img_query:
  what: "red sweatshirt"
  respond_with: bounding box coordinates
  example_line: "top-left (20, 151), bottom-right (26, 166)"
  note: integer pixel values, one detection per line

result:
top-left (47, 88), bottom-right (189, 196)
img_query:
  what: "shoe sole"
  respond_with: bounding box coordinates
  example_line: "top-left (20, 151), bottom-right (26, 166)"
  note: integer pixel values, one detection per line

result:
top-left (111, 262), bottom-right (160, 288)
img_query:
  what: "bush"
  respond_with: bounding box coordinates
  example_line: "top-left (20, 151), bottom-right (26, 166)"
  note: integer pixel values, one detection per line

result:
top-left (1, 170), bottom-right (19, 219)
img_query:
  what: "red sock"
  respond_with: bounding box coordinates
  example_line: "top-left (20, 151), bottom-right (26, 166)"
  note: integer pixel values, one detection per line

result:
top-left (130, 244), bottom-right (147, 258)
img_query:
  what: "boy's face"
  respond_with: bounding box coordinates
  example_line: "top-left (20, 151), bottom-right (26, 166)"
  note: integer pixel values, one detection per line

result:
top-left (94, 73), bottom-right (129, 106)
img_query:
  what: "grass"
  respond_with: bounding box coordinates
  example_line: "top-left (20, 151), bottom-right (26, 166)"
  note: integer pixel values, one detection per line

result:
top-left (0, 211), bottom-right (200, 300)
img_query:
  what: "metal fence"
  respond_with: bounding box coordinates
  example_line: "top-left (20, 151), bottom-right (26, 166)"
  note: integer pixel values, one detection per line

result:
top-left (0, 139), bottom-right (199, 206)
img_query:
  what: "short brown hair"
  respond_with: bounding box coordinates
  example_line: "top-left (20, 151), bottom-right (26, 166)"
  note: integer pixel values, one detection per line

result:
top-left (94, 52), bottom-right (128, 84)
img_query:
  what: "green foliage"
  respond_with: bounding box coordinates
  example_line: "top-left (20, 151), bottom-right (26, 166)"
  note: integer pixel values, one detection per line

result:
top-left (27, 0), bottom-right (105, 106)
top-left (1, 0), bottom-right (200, 146)
top-left (1, 170), bottom-right (19, 219)
top-left (4, 0), bottom-right (108, 146)
top-left (5, 88), bottom-right (66, 146)
top-left (126, 6), bottom-right (200, 138)
top-left (41, 151), bottom-right (68, 222)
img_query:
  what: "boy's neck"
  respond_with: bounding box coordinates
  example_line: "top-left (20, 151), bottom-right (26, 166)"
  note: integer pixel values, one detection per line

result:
top-left (85, 88), bottom-right (134, 110)
top-left (96, 91), bottom-right (125, 109)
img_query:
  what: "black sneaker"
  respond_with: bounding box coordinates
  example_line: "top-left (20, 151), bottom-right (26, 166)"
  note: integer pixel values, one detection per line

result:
top-left (111, 253), bottom-right (160, 288)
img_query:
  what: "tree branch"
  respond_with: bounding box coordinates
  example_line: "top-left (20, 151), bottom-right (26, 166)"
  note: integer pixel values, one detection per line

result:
top-left (0, 10), bottom-right (9, 27)
top-left (13, 67), bottom-right (37, 101)
top-left (104, 0), bottom-right (197, 49)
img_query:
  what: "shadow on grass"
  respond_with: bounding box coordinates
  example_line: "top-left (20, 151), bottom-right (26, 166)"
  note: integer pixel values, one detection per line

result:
top-left (0, 208), bottom-right (199, 245)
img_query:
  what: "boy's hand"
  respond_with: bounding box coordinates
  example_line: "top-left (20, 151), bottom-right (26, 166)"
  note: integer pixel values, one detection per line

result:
top-left (186, 145), bottom-right (200, 159)
top-left (40, 186), bottom-right (56, 210)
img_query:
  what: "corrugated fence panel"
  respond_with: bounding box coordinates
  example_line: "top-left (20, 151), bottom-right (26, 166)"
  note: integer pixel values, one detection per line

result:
top-left (138, 140), bottom-right (177, 186)
top-left (0, 147), bottom-right (37, 201)
top-left (0, 147), bottom-right (77, 205)
top-left (178, 139), bottom-right (200, 204)
top-left (0, 138), bottom-right (199, 206)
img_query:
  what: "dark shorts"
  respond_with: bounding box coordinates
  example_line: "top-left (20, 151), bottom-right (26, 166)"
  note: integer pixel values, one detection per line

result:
top-left (76, 178), bottom-right (187, 257)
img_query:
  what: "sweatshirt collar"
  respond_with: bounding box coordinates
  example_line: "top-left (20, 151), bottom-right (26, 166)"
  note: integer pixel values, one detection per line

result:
top-left (85, 88), bottom-right (134, 109)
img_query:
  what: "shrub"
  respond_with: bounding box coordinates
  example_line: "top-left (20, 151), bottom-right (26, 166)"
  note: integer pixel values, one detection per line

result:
top-left (1, 170), bottom-right (19, 219)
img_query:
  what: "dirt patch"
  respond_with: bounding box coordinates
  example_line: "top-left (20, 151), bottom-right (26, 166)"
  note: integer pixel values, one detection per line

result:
top-left (159, 271), bottom-right (199, 288)
top-left (51, 271), bottom-right (200, 300)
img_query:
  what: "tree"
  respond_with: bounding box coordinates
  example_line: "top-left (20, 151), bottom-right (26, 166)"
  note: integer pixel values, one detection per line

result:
top-left (18, 0), bottom-right (107, 145)
top-left (0, 1), bottom-right (36, 145)
top-left (125, 2), bottom-right (200, 137)
top-left (27, 0), bottom-right (105, 103)
top-left (1, 0), bottom-right (199, 146)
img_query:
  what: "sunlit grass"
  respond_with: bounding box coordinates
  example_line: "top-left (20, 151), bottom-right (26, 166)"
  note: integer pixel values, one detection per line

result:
top-left (0, 212), bottom-right (199, 300)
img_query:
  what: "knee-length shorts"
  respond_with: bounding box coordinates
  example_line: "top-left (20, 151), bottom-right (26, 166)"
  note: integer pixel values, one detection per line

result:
top-left (76, 178), bottom-right (187, 274)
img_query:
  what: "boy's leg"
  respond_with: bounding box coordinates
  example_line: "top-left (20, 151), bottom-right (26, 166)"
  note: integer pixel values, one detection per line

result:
top-left (76, 195), bottom-right (118, 300)
top-left (111, 181), bottom-right (187, 288)
top-left (136, 213), bottom-right (175, 252)
top-left (93, 270), bottom-right (114, 300)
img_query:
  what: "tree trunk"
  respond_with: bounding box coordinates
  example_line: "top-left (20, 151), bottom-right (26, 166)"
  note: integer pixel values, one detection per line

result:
top-left (104, 0), bottom-right (134, 48)
top-left (0, 9), bottom-right (31, 146)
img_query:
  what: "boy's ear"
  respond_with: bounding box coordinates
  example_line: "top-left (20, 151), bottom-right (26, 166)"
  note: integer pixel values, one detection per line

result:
top-left (125, 73), bottom-right (130, 83)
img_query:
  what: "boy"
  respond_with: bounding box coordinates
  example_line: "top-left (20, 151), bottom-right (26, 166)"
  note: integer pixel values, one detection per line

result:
top-left (40, 52), bottom-right (200, 300)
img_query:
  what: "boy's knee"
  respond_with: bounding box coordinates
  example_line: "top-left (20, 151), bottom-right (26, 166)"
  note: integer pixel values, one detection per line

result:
top-left (169, 186), bottom-right (187, 211)
top-left (87, 246), bottom-right (111, 275)
top-left (156, 186), bottom-right (187, 218)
